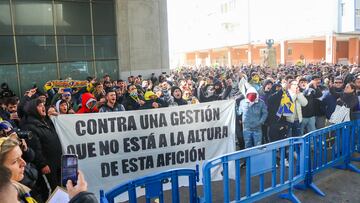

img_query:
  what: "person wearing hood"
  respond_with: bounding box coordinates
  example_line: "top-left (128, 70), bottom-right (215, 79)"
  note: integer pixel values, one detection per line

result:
top-left (170, 86), bottom-right (188, 106)
top-left (259, 79), bottom-right (273, 106)
top-left (237, 87), bottom-right (268, 148)
top-left (48, 99), bottom-right (74, 116)
top-left (249, 72), bottom-right (262, 91)
top-left (76, 93), bottom-right (99, 114)
top-left (21, 98), bottom-right (62, 200)
top-left (140, 90), bottom-right (162, 109)
top-left (17, 87), bottom-right (47, 120)
top-left (212, 80), bottom-right (224, 100)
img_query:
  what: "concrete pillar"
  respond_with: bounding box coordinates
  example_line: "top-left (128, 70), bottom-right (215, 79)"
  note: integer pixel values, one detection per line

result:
top-left (247, 44), bottom-right (253, 64)
top-left (195, 52), bottom-right (200, 66)
top-left (280, 40), bottom-right (288, 64)
top-left (115, 0), bottom-right (169, 79)
top-left (326, 35), bottom-right (337, 64)
top-left (227, 47), bottom-right (232, 67)
top-left (206, 50), bottom-right (212, 66)
top-left (349, 38), bottom-right (360, 64)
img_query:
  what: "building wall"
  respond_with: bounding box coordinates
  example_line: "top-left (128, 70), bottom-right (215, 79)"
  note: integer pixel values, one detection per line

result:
top-left (116, 0), bottom-right (169, 79)
top-left (0, 0), bottom-right (119, 96)
top-left (336, 41), bottom-right (349, 60)
top-left (286, 43), bottom-right (313, 64)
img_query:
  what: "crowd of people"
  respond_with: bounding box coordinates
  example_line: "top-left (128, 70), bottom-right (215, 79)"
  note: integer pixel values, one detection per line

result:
top-left (1, 63), bottom-right (360, 202)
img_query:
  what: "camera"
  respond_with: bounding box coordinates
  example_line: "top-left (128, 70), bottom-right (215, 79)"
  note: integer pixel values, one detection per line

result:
top-left (15, 129), bottom-right (33, 140)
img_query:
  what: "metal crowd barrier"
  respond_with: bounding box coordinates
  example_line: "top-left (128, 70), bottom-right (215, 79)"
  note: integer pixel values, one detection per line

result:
top-left (296, 121), bottom-right (360, 196)
top-left (99, 168), bottom-right (199, 203)
top-left (202, 137), bottom-right (305, 203)
top-left (99, 121), bottom-right (360, 203)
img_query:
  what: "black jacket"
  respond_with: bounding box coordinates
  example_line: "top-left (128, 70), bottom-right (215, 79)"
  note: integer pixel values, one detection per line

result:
top-left (301, 85), bottom-right (323, 118)
top-left (339, 93), bottom-right (359, 120)
top-left (69, 192), bottom-right (98, 203)
top-left (266, 89), bottom-right (283, 125)
top-left (21, 99), bottom-right (62, 171)
top-left (122, 93), bottom-right (144, 111)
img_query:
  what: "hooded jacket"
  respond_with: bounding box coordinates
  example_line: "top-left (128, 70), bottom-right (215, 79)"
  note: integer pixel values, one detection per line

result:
top-left (76, 93), bottom-right (99, 114)
top-left (140, 91), bottom-right (162, 109)
top-left (21, 99), bottom-right (62, 189)
top-left (171, 86), bottom-right (188, 106)
top-left (238, 87), bottom-right (268, 130)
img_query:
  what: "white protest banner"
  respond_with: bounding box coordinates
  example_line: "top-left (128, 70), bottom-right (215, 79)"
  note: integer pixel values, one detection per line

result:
top-left (52, 100), bottom-right (236, 200)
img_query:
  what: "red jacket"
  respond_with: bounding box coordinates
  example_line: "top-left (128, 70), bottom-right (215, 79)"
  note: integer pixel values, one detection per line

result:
top-left (76, 93), bottom-right (99, 114)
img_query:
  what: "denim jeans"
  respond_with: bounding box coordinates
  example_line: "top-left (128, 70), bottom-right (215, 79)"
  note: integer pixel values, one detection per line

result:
top-left (286, 120), bottom-right (301, 137)
top-left (300, 116), bottom-right (316, 135)
top-left (243, 129), bottom-right (262, 148)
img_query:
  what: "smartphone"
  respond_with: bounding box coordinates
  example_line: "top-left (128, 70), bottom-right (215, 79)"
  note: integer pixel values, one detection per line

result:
top-left (61, 154), bottom-right (78, 187)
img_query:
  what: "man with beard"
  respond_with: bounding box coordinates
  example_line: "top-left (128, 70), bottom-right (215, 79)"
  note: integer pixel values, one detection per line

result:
top-left (99, 88), bottom-right (125, 112)
top-left (322, 76), bottom-right (344, 121)
top-left (299, 76), bottom-right (322, 135)
top-left (0, 97), bottom-right (20, 128)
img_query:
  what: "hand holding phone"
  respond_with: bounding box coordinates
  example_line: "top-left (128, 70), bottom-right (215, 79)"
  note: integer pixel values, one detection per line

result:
top-left (61, 154), bottom-right (78, 187)
top-left (66, 170), bottom-right (88, 199)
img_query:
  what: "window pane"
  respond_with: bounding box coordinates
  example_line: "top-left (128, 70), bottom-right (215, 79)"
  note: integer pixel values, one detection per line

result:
top-left (17, 36), bottom-right (56, 63)
top-left (95, 60), bottom-right (118, 80)
top-left (57, 36), bottom-right (93, 61)
top-left (0, 36), bottom-right (15, 63)
top-left (93, 2), bottom-right (115, 35)
top-left (0, 65), bottom-right (19, 96)
top-left (94, 36), bottom-right (117, 59)
top-left (55, 2), bottom-right (91, 35)
top-left (14, 1), bottom-right (54, 35)
top-left (59, 61), bottom-right (94, 80)
top-left (0, 1), bottom-right (12, 35)
top-left (19, 63), bottom-right (57, 93)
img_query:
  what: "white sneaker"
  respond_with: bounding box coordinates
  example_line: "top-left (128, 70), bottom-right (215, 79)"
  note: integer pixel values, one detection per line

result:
top-left (285, 159), bottom-right (290, 167)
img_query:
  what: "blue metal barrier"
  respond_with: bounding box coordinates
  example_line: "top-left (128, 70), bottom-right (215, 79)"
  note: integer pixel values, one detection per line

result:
top-left (350, 120), bottom-right (360, 154)
top-left (296, 121), bottom-right (360, 196)
top-left (202, 137), bottom-right (305, 203)
top-left (99, 167), bottom-right (199, 203)
top-left (99, 121), bottom-right (360, 203)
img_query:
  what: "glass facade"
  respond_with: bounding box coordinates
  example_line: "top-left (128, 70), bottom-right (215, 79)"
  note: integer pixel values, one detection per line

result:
top-left (0, 0), bottom-right (118, 96)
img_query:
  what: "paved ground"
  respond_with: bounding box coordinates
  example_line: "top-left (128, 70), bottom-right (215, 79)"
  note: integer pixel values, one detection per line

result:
top-left (130, 154), bottom-right (360, 203)
top-left (158, 160), bottom-right (360, 203)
